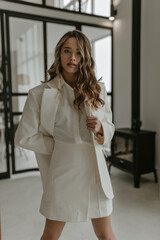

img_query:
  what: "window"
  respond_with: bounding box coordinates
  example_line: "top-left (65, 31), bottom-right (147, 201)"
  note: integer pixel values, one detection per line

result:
top-left (81, 0), bottom-right (111, 17)
top-left (11, 0), bottom-right (112, 17)
top-left (46, 0), bottom-right (79, 11)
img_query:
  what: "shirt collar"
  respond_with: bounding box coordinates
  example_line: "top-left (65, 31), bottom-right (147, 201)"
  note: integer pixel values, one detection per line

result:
top-left (46, 74), bottom-right (75, 91)
top-left (60, 75), bottom-right (75, 92)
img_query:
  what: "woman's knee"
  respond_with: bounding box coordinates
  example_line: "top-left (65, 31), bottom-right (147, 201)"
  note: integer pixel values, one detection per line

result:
top-left (41, 218), bottom-right (66, 240)
top-left (95, 232), bottom-right (115, 240)
top-left (91, 216), bottom-right (116, 240)
top-left (40, 229), bottom-right (64, 240)
top-left (40, 233), bottom-right (60, 240)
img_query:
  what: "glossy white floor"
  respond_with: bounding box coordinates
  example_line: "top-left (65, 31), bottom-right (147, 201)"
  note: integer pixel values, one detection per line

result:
top-left (0, 167), bottom-right (160, 240)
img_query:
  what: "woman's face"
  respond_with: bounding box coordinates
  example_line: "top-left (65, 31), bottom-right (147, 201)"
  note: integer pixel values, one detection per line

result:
top-left (60, 37), bottom-right (81, 76)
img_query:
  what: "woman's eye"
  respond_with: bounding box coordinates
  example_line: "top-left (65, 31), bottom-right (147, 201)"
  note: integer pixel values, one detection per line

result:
top-left (77, 51), bottom-right (81, 55)
top-left (64, 49), bottom-right (70, 53)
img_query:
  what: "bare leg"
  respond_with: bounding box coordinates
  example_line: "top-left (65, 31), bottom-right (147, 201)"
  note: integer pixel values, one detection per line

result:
top-left (91, 215), bottom-right (116, 240)
top-left (40, 218), bottom-right (66, 240)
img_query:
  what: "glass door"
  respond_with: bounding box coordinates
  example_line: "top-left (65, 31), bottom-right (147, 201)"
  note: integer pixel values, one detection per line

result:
top-left (8, 16), bottom-right (45, 173)
top-left (7, 14), bottom-right (76, 174)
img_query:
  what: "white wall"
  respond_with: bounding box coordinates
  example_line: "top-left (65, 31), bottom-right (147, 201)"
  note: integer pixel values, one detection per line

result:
top-left (113, 0), bottom-right (132, 127)
top-left (141, 0), bottom-right (160, 182)
top-left (113, 0), bottom-right (160, 193)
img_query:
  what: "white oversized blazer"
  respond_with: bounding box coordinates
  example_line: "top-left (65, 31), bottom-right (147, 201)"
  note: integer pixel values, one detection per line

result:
top-left (14, 75), bottom-right (115, 199)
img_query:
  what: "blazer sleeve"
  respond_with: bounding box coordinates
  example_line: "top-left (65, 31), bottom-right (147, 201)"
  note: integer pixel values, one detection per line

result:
top-left (14, 89), bottom-right (54, 155)
top-left (95, 83), bottom-right (115, 147)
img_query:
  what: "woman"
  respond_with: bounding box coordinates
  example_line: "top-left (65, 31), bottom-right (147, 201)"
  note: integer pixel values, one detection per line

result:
top-left (14, 30), bottom-right (116, 240)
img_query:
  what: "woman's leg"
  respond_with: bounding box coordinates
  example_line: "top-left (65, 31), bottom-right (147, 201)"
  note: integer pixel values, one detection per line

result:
top-left (40, 218), bottom-right (66, 240)
top-left (91, 215), bottom-right (116, 240)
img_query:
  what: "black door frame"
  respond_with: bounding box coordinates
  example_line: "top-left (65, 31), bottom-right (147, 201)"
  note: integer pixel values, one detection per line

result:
top-left (0, 13), bottom-right (10, 179)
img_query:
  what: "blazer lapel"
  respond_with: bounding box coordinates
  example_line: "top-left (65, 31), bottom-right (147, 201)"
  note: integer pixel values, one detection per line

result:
top-left (84, 94), bottom-right (105, 144)
top-left (84, 98), bottom-right (96, 142)
top-left (40, 76), bottom-right (61, 135)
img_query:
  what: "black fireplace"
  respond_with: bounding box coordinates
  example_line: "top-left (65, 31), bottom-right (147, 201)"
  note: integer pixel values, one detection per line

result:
top-left (108, 0), bottom-right (158, 187)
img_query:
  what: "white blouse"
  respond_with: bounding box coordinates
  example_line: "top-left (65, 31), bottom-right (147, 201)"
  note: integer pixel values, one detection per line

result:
top-left (54, 77), bottom-right (93, 146)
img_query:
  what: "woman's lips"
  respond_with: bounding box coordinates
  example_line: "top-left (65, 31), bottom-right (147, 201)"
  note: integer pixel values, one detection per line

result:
top-left (67, 63), bottom-right (77, 67)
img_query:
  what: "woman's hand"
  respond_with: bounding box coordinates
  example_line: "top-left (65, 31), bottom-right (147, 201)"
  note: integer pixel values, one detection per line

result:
top-left (86, 115), bottom-right (103, 135)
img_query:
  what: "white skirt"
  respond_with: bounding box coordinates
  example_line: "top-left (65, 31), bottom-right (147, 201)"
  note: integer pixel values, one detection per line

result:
top-left (39, 140), bottom-right (112, 222)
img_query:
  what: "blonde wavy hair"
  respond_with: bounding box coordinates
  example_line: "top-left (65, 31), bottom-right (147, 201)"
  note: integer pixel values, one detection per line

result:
top-left (46, 30), bottom-right (105, 111)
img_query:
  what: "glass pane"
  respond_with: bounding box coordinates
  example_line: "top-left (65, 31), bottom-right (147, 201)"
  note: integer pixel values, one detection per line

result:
top-left (82, 26), bottom-right (112, 92)
top-left (12, 96), bottom-right (27, 112)
top-left (9, 17), bottom-right (44, 93)
top-left (46, 0), bottom-right (79, 11)
top-left (13, 115), bottom-right (38, 171)
top-left (81, 0), bottom-right (111, 17)
top-left (47, 23), bottom-right (75, 70)
top-left (81, 0), bottom-right (91, 13)
top-left (0, 102), bottom-right (7, 173)
top-left (20, 0), bottom-right (42, 4)
top-left (94, 36), bottom-right (112, 92)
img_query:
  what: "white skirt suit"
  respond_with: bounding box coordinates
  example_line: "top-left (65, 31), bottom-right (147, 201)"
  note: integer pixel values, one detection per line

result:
top-left (14, 75), bottom-right (115, 222)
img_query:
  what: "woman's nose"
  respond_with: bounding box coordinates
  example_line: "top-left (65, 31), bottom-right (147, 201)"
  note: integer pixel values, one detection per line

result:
top-left (70, 53), bottom-right (76, 61)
